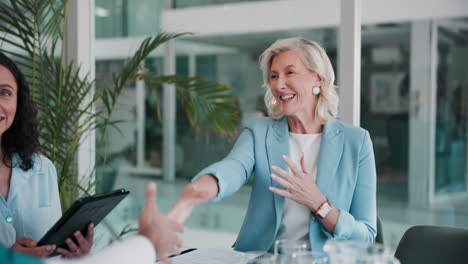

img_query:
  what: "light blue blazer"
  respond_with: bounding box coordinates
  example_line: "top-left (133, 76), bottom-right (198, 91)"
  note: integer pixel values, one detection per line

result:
top-left (194, 116), bottom-right (377, 252)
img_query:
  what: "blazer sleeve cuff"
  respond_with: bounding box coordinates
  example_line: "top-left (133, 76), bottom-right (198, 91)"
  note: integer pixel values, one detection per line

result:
top-left (332, 208), bottom-right (354, 239)
top-left (192, 166), bottom-right (225, 202)
top-left (319, 208), bottom-right (354, 240)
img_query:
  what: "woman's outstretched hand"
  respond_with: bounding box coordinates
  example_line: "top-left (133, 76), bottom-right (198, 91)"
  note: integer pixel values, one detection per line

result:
top-left (168, 174), bottom-right (218, 225)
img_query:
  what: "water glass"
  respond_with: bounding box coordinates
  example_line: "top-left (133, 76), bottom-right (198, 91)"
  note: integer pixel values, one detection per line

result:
top-left (273, 239), bottom-right (308, 256)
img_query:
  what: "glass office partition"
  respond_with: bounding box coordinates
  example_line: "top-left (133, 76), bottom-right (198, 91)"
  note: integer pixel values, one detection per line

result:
top-left (362, 18), bottom-right (468, 248)
top-left (95, 59), bottom-right (142, 195)
top-left (359, 23), bottom-right (412, 248)
top-left (94, 59), bottom-right (141, 248)
top-left (360, 23), bottom-right (411, 204)
top-left (435, 18), bottom-right (468, 195)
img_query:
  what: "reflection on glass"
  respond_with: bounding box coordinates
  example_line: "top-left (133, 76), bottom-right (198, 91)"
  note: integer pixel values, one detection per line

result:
top-left (435, 18), bottom-right (468, 194)
top-left (360, 23), bottom-right (411, 206)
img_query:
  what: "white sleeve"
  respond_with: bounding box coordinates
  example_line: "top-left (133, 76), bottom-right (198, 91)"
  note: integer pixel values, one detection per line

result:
top-left (45, 235), bottom-right (156, 264)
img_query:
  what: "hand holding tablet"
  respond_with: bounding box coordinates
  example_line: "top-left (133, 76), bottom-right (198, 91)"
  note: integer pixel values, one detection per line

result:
top-left (38, 189), bottom-right (129, 257)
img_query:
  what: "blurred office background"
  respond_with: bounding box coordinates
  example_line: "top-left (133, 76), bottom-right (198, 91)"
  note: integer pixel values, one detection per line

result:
top-left (5, 0), bottom-right (468, 251)
top-left (94, 0), bottom-right (468, 250)
top-left (90, 0), bottom-right (468, 251)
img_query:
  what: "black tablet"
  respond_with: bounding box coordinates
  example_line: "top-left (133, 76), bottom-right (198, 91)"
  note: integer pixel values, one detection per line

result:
top-left (38, 188), bottom-right (129, 255)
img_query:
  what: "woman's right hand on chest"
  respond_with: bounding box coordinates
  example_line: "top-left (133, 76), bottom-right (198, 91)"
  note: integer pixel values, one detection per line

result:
top-left (10, 237), bottom-right (56, 258)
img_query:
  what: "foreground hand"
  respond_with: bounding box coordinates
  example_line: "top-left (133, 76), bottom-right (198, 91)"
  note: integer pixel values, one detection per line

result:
top-left (139, 182), bottom-right (185, 264)
top-left (269, 155), bottom-right (326, 211)
top-left (56, 223), bottom-right (94, 258)
top-left (11, 237), bottom-right (55, 258)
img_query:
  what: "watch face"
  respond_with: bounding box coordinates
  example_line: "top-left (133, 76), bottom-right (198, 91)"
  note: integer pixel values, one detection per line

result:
top-left (318, 203), bottom-right (332, 219)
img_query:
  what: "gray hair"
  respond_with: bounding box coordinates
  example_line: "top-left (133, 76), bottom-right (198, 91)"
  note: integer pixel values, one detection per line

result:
top-left (259, 37), bottom-right (339, 123)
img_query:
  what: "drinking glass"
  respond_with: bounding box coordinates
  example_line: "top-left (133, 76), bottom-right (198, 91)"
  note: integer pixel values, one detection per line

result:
top-left (273, 239), bottom-right (308, 256)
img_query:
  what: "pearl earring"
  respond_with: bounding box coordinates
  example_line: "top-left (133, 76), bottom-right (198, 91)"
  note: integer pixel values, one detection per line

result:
top-left (312, 86), bottom-right (321, 95)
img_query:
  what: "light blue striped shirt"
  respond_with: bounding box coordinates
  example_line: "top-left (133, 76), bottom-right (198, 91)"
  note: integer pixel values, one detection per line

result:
top-left (0, 154), bottom-right (62, 247)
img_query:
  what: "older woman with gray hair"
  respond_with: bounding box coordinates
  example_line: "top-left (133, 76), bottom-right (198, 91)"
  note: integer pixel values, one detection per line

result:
top-left (168, 37), bottom-right (377, 252)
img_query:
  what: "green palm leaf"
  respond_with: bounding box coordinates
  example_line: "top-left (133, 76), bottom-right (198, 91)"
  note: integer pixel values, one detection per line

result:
top-left (139, 74), bottom-right (240, 137)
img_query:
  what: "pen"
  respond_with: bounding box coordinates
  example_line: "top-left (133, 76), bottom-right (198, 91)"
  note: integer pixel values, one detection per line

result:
top-left (168, 248), bottom-right (197, 258)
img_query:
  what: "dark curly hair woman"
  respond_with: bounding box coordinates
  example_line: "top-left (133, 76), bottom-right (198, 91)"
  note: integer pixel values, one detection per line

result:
top-left (0, 52), bottom-right (93, 258)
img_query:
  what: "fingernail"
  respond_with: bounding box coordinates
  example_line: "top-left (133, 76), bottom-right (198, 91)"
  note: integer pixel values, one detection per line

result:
top-left (269, 187), bottom-right (273, 190)
top-left (271, 165), bottom-right (277, 170)
top-left (46, 245), bottom-right (53, 251)
top-left (270, 173), bottom-right (275, 178)
top-left (90, 223), bottom-right (94, 228)
top-left (74, 231), bottom-right (80, 236)
top-left (51, 245), bottom-right (56, 250)
top-left (282, 155), bottom-right (288, 159)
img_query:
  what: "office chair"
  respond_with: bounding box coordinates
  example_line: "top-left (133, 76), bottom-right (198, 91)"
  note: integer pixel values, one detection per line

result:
top-left (394, 225), bottom-right (468, 264)
top-left (375, 216), bottom-right (384, 244)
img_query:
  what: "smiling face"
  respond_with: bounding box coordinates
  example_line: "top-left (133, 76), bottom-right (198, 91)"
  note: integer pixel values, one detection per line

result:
top-left (269, 49), bottom-right (322, 120)
top-left (0, 65), bottom-right (17, 138)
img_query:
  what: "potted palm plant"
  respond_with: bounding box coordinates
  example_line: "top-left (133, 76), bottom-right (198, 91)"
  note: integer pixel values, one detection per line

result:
top-left (0, 0), bottom-right (240, 211)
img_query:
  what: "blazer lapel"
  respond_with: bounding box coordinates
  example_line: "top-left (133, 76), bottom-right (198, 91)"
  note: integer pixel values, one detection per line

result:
top-left (316, 121), bottom-right (344, 198)
top-left (266, 117), bottom-right (290, 231)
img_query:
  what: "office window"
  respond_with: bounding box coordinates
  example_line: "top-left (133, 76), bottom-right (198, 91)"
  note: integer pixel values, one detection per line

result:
top-left (95, 0), bottom-right (161, 38)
